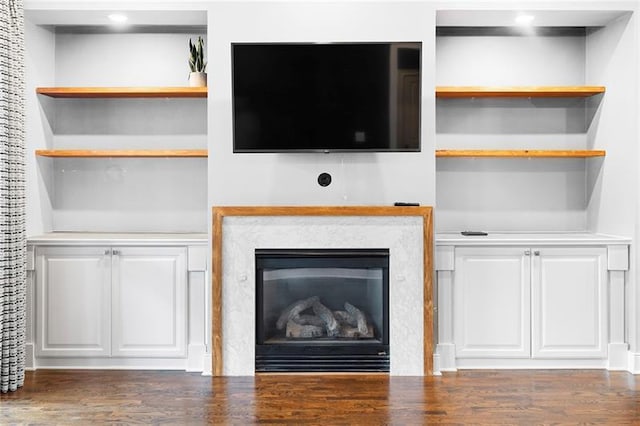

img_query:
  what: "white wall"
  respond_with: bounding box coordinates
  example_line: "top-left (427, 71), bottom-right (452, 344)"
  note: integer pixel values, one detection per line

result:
top-left (26, 28), bottom-right (208, 233)
top-left (586, 14), bottom-right (637, 237)
top-left (436, 33), bottom-right (590, 232)
top-left (54, 32), bottom-right (200, 87)
top-left (585, 13), bottom-right (638, 352)
top-left (208, 1), bottom-right (436, 207)
top-left (25, 19), bottom-right (55, 236)
top-left (437, 35), bottom-right (586, 86)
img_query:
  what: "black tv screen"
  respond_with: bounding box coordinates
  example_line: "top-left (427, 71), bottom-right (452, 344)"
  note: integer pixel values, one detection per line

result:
top-left (232, 42), bottom-right (421, 153)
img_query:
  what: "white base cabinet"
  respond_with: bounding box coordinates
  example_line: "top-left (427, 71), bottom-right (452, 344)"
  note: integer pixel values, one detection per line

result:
top-left (454, 246), bottom-right (607, 360)
top-left (112, 247), bottom-right (186, 358)
top-left (454, 247), bottom-right (531, 358)
top-left (35, 246), bottom-right (111, 357)
top-left (36, 246), bottom-right (186, 359)
top-left (435, 233), bottom-right (630, 372)
top-left (27, 233), bottom-right (208, 370)
top-left (531, 248), bottom-right (607, 359)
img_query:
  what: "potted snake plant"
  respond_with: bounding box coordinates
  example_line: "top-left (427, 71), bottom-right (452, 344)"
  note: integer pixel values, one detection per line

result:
top-left (188, 36), bottom-right (207, 87)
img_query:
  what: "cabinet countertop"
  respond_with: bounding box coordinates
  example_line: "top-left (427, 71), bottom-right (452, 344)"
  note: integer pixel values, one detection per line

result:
top-left (436, 232), bottom-right (631, 246)
top-left (27, 232), bottom-right (208, 246)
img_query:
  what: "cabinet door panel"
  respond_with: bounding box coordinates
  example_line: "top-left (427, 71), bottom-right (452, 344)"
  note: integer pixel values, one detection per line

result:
top-left (35, 247), bottom-right (111, 357)
top-left (112, 247), bottom-right (186, 357)
top-left (531, 247), bottom-right (607, 358)
top-left (454, 247), bottom-right (530, 358)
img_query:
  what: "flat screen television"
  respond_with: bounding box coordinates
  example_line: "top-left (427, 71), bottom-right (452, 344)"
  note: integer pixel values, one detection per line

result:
top-left (232, 42), bottom-right (421, 153)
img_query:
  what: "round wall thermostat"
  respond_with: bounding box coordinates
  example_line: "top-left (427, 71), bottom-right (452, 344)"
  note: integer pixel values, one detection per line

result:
top-left (317, 172), bottom-right (332, 187)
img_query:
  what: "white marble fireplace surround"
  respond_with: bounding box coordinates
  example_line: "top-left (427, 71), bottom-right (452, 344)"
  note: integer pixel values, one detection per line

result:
top-left (213, 207), bottom-right (432, 376)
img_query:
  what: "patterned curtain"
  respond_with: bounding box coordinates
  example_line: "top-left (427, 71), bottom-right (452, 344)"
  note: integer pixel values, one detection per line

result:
top-left (0, 0), bottom-right (25, 393)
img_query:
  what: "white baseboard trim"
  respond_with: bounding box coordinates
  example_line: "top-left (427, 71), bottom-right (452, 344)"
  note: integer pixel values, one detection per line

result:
top-left (607, 343), bottom-right (629, 370)
top-left (25, 343), bottom-right (35, 370)
top-left (432, 354), bottom-right (442, 375)
top-left (628, 351), bottom-right (640, 374)
top-left (435, 343), bottom-right (457, 372)
top-left (434, 343), bottom-right (640, 372)
top-left (201, 353), bottom-right (212, 376)
top-left (456, 358), bottom-right (608, 369)
top-left (33, 357), bottom-right (189, 370)
top-left (186, 344), bottom-right (206, 372)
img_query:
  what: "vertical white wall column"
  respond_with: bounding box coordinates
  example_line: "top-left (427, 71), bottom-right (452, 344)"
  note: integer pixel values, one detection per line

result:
top-left (25, 246), bottom-right (36, 370)
top-left (607, 244), bottom-right (630, 370)
top-left (435, 245), bottom-right (456, 372)
top-left (187, 245), bottom-right (208, 372)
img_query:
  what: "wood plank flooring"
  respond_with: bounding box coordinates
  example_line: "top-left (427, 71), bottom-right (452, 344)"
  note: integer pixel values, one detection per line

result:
top-left (1, 370), bottom-right (638, 424)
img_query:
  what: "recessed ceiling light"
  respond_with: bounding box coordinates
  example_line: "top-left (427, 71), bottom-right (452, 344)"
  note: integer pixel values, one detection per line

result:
top-left (515, 14), bottom-right (535, 26)
top-left (108, 13), bottom-right (128, 24)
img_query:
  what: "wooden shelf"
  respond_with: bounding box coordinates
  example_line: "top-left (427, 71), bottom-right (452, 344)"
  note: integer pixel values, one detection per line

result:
top-left (436, 150), bottom-right (606, 158)
top-left (436, 86), bottom-right (606, 98)
top-left (36, 87), bottom-right (207, 98)
top-left (35, 149), bottom-right (208, 158)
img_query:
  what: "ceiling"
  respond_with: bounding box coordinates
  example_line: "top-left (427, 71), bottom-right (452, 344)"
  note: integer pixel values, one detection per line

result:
top-left (436, 10), bottom-right (630, 27)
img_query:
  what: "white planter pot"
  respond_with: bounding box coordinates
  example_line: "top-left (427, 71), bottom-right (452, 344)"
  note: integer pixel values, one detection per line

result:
top-left (189, 72), bottom-right (207, 87)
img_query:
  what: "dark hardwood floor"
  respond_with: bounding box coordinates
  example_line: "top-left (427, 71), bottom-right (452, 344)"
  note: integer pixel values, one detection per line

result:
top-left (1, 369), bottom-right (638, 424)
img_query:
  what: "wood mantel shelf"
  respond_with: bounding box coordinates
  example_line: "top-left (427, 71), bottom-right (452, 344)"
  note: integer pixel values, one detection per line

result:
top-left (435, 86), bottom-right (606, 98)
top-left (36, 86), bottom-right (207, 98)
top-left (36, 149), bottom-right (208, 158)
top-left (436, 150), bottom-right (606, 158)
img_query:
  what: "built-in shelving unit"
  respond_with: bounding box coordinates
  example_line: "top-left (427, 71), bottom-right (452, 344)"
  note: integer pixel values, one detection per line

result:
top-left (435, 86), bottom-right (605, 98)
top-left (36, 86), bottom-right (207, 98)
top-left (35, 149), bottom-right (208, 158)
top-left (34, 86), bottom-right (208, 159)
top-left (436, 150), bottom-right (606, 158)
top-left (436, 86), bottom-right (606, 159)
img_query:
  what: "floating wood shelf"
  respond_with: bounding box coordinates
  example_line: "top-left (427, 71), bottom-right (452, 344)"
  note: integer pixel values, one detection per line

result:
top-left (436, 150), bottom-right (606, 158)
top-left (35, 149), bottom-right (208, 158)
top-left (36, 87), bottom-right (207, 98)
top-left (435, 86), bottom-right (606, 98)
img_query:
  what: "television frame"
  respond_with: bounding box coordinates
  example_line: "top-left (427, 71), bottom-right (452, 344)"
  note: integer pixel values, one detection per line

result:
top-left (231, 41), bottom-right (422, 154)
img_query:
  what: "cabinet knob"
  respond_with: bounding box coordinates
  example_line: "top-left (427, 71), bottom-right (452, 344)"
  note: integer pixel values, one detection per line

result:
top-left (534, 251), bottom-right (540, 256)
top-left (104, 249), bottom-right (111, 255)
top-left (112, 250), bottom-right (120, 256)
top-left (524, 250), bottom-right (531, 256)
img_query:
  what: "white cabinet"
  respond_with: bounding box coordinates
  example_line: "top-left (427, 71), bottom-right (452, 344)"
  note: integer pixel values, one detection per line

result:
top-left (454, 246), bottom-right (607, 361)
top-left (454, 247), bottom-right (531, 358)
top-left (35, 245), bottom-right (187, 359)
top-left (35, 247), bottom-right (111, 357)
top-left (531, 248), bottom-right (607, 358)
top-left (112, 247), bottom-right (186, 357)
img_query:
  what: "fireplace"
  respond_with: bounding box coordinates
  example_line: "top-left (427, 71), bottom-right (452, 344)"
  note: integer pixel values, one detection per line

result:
top-left (255, 248), bottom-right (390, 372)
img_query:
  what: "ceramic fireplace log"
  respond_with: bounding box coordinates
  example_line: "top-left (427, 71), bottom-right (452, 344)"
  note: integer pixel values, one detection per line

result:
top-left (276, 296), bottom-right (320, 330)
top-left (276, 297), bottom-right (375, 339)
top-left (344, 302), bottom-right (369, 336)
top-left (333, 310), bottom-right (358, 327)
top-left (285, 319), bottom-right (324, 338)
top-left (295, 314), bottom-right (326, 327)
top-left (312, 300), bottom-right (340, 337)
top-left (337, 324), bottom-right (374, 339)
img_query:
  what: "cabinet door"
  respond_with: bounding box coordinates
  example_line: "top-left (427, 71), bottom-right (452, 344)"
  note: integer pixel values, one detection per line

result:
top-left (531, 247), bottom-right (607, 358)
top-left (454, 247), bottom-right (531, 358)
top-left (111, 247), bottom-right (187, 357)
top-left (35, 246), bottom-right (111, 357)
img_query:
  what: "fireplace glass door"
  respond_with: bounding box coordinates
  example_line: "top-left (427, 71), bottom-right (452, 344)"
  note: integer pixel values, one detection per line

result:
top-left (255, 248), bottom-right (389, 372)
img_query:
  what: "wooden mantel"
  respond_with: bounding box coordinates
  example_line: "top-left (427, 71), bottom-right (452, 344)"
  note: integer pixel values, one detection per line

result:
top-left (211, 206), bottom-right (434, 376)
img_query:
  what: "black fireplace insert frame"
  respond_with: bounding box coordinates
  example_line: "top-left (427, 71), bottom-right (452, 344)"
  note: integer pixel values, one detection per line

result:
top-left (255, 248), bottom-right (390, 372)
